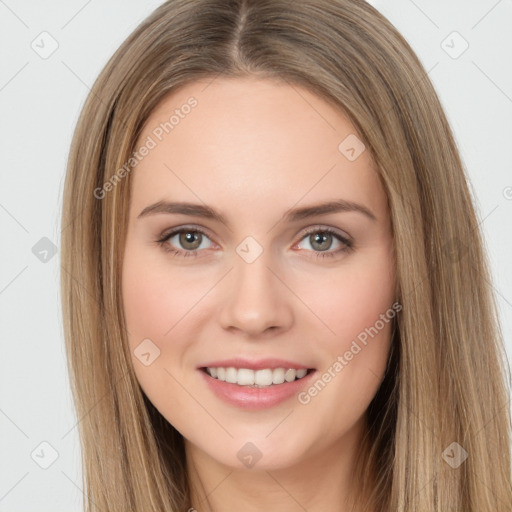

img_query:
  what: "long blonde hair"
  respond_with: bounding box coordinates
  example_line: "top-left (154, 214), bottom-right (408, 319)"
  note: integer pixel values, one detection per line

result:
top-left (60, 0), bottom-right (512, 510)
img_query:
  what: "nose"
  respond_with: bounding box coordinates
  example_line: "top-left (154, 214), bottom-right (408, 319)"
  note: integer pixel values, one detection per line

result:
top-left (218, 249), bottom-right (294, 338)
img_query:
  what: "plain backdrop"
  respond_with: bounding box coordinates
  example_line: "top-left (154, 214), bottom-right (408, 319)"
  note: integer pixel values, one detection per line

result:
top-left (0, 0), bottom-right (511, 510)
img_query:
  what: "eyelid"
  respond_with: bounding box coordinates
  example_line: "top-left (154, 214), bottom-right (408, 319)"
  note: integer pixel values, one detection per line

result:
top-left (294, 224), bottom-right (352, 244)
top-left (158, 224), bottom-right (215, 242)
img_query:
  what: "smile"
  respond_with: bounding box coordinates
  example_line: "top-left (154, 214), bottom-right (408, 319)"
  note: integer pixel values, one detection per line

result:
top-left (204, 367), bottom-right (311, 387)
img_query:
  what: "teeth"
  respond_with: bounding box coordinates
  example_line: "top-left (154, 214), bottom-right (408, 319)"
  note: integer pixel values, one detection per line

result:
top-left (205, 367), bottom-right (310, 386)
top-left (272, 368), bottom-right (285, 384)
top-left (237, 368), bottom-right (254, 385)
top-left (284, 369), bottom-right (296, 382)
top-left (225, 367), bottom-right (237, 384)
top-left (255, 369), bottom-right (273, 386)
top-left (216, 367), bottom-right (226, 381)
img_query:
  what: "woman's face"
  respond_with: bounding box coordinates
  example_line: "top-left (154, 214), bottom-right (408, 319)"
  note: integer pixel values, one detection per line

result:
top-left (122, 77), bottom-right (396, 471)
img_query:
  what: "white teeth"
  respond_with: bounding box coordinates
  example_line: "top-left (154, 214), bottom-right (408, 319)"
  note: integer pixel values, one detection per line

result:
top-left (237, 368), bottom-right (255, 385)
top-left (205, 367), bottom-right (310, 386)
top-left (284, 369), bottom-right (296, 382)
top-left (225, 367), bottom-right (237, 383)
top-left (254, 369), bottom-right (273, 386)
top-left (216, 367), bottom-right (226, 381)
top-left (272, 368), bottom-right (285, 384)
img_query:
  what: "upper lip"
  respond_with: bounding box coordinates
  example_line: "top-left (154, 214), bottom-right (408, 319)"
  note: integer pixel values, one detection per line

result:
top-left (199, 358), bottom-right (313, 371)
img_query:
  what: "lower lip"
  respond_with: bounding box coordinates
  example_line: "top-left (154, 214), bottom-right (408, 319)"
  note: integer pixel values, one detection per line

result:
top-left (199, 369), bottom-right (316, 410)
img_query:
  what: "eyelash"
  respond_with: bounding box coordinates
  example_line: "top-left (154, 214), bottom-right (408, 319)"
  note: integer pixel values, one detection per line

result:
top-left (156, 225), bottom-right (353, 260)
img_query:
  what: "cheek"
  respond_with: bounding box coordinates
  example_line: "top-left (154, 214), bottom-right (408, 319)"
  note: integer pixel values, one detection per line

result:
top-left (297, 249), bottom-right (395, 398)
top-left (122, 246), bottom-right (209, 345)
top-left (121, 244), bottom-right (223, 406)
top-left (123, 274), bottom-right (175, 339)
top-left (121, 246), bottom-right (208, 424)
top-left (304, 249), bottom-right (395, 345)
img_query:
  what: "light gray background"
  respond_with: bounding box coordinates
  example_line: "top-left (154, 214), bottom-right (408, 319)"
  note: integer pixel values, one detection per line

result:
top-left (0, 1), bottom-right (511, 510)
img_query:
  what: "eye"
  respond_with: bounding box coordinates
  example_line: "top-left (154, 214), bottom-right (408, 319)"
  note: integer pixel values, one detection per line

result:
top-left (156, 225), bottom-right (353, 260)
top-left (156, 227), bottom-right (214, 257)
top-left (294, 226), bottom-right (353, 259)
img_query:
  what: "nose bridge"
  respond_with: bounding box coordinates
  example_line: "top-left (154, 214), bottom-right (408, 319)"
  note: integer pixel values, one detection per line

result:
top-left (218, 241), bottom-right (293, 336)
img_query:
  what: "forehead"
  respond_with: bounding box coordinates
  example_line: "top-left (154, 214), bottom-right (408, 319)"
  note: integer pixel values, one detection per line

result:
top-left (129, 77), bottom-right (387, 222)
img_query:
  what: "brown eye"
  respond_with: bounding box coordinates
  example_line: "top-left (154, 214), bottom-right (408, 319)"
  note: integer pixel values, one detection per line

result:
top-left (178, 231), bottom-right (203, 250)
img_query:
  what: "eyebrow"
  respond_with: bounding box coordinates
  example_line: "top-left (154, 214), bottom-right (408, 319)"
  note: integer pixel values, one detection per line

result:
top-left (137, 199), bottom-right (377, 226)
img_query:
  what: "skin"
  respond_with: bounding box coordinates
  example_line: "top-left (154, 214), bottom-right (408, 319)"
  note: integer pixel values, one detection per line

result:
top-left (122, 76), bottom-right (396, 512)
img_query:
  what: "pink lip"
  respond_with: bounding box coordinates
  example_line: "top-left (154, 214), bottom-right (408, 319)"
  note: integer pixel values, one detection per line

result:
top-left (198, 358), bottom-right (311, 371)
top-left (198, 367), bottom-right (316, 411)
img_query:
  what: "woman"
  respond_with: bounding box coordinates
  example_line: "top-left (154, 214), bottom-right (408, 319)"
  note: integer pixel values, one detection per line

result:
top-left (60, 0), bottom-right (512, 510)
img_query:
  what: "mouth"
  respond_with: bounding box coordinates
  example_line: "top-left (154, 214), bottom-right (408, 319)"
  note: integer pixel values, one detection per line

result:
top-left (200, 366), bottom-right (314, 387)
top-left (198, 358), bottom-right (317, 409)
